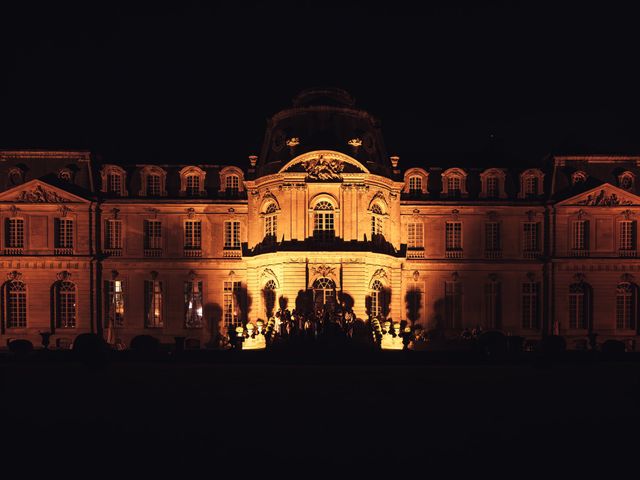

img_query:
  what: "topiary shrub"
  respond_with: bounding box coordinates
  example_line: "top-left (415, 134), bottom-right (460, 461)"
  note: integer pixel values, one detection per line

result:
top-left (601, 339), bottom-right (626, 355)
top-left (130, 334), bottom-right (160, 354)
top-left (7, 339), bottom-right (34, 356)
top-left (477, 330), bottom-right (507, 356)
top-left (72, 333), bottom-right (110, 366)
top-left (538, 335), bottom-right (566, 355)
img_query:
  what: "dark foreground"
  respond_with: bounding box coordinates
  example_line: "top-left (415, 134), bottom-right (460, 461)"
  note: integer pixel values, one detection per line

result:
top-left (1, 352), bottom-right (639, 477)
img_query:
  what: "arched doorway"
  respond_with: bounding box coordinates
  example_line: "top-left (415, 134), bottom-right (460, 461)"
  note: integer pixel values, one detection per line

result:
top-left (312, 277), bottom-right (336, 308)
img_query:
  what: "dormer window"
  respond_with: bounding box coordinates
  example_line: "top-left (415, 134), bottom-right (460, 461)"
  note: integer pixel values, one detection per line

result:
top-left (100, 165), bottom-right (128, 196)
top-left (479, 168), bottom-right (507, 199)
top-left (441, 168), bottom-right (468, 199)
top-left (179, 166), bottom-right (206, 197)
top-left (571, 171), bottom-right (588, 186)
top-left (219, 167), bottom-right (245, 196)
top-left (58, 168), bottom-right (73, 182)
top-left (409, 176), bottom-right (422, 194)
top-left (8, 167), bottom-right (24, 186)
top-left (519, 169), bottom-right (544, 199)
top-left (403, 168), bottom-right (429, 195)
top-left (139, 166), bottom-right (167, 197)
top-left (619, 171), bottom-right (635, 191)
top-left (226, 175), bottom-right (239, 195)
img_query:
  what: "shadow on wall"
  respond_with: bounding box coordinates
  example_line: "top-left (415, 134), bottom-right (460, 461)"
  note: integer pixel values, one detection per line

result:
top-left (205, 303), bottom-right (223, 348)
top-left (263, 287), bottom-right (276, 319)
top-left (405, 288), bottom-right (423, 326)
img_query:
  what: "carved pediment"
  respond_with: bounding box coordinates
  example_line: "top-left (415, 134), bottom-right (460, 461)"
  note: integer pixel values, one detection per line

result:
top-left (558, 183), bottom-right (640, 207)
top-left (0, 180), bottom-right (88, 204)
top-left (279, 150), bottom-right (369, 179)
top-left (310, 265), bottom-right (336, 278)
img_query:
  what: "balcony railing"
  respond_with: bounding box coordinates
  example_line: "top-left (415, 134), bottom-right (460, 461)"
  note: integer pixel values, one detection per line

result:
top-left (223, 249), bottom-right (242, 258)
top-left (104, 248), bottom-right (122, 256)
top-left (144, 248), bottom-right (163, 257)
top-left (4, 247), bottom-right (23, 256)
top-left (484, 250), bottom-right (502, 259)
top-left (570, 249), bottom-right (590, 257)
top-left (54, 248), bottom-right (74, 256)
top-left (184, 248), bottom-right (202, 257)
top-left (523, 250), bottom-right (541, 259)
top-left (407, 249), bottom-right (425, 259)
top-left (619, 249), bottom-right (637, 258)
top-left (445, 250), bottom-right (463, 259)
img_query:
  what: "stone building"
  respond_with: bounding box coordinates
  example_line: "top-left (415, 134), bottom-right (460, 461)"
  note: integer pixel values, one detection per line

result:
top-left (0, 88), bottom-right (639, 350)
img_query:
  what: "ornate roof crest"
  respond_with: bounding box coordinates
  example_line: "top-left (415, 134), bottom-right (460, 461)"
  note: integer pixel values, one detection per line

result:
top-left (303, 155), bottom-right (344, 181)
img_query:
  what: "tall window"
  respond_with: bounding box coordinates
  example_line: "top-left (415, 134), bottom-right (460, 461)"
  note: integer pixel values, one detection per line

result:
top-left (447, 176), bottom-right (461, 198)
top-left (184, 220), bottom-right (202, 249)
top-left (486, 177), bottom-right (499, 199)
top-left (523, 222), bottom-right (539, 253)
top-left (144, 280), bottom-right (163, 328)
top-left (313, 201), bottom-right (335, 241)
top-left (224, 220), bottom-right (241, 248)
top-left (107, 172), bottom-right (123, 195)
top-left (6, 280), bottom-right (26, 328)
top-left (371, 204), bottom-right (384, 239)
top-left (6, 218), bottom-right (24, 248)
top-left (146, 174), bottom-right (161, 196)
top-left (572, 220), bottom-right (588, 251)
top-left (370, 279), bottom-right (385, 318)
top-left (105, 220), bottom-right (122, 250)
top-left (56, 281), bottom-right (76, 328)
top-left (616, 283), bottom-right (636, 330)
top-left (186, 175), bottom-right (201, 197)
top-left (105, 280), bottom-right (125, 327)
top-left (484, 281), bottom-right (500, 330)
top-left (569, 283), bottom-right (590, 330)
top-left (620, 221), bottom-right (636, 251)
top-left (485, 222), bottom-right (500, 252)
top-left (524, 176), bottom-right (538, 197)
top-left (521, 282), bottom-right (539, 329)
top-left (409, 176), bottom-right (422, 194)
top-left (223, 281), bottom-right (242, 327)
top-left (312, 277), bottom-right (336, 307)
top-left (226, 175), bottom-right (240, 195)
top-left (144, 220), bottom-right (162, 250)
top-left (184, 280), bottom-right (203, 328)
top-left (408, 222), bottom-right (424, 249)
top-left (56, 219), bottom-right (74, 249)
top-left (444, 281), bottom-right (463, 329)
top-left (446, 221), bottom-right (462, 251)
top-left (264, 204), bottom-right (278, 241)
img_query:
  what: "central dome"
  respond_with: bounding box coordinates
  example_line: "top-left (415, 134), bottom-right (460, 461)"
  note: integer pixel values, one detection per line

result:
top-left (256, 88), bottom-right (391, 178)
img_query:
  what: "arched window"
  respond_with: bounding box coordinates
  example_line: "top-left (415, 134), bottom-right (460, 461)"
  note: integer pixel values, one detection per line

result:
top-left (264, 203), bottom-right (278, 242)
top-left (179, 166), bottom-right (206, 197)
top-left (56, 281), bottom-right (77, 328)
top-left (442, 168), bottom-right (468, 198)
top-left (409, 176), bottom-right (422, 194)
top-left (370, 279), bottom-right (385, 319)
top-left (6, 280), bottom-right (26, 328)
top-left (312, 277), bottom-right (336, 306)
top-left (569, 282), bottom-right (591, 330)
top-left (371, 204), bottom-right (384, 239)
top-left (616, 282), bottom-right (637, 330)
top-left (313, 201), bottom-right (335, 241)
top-left (519, 169), bottom-right (544, 199)
top-left (226, 174), bottom-right (240, 195)
top-left (263, 279), bottom-right (277, 318)
top-left (571, 171), bottom-right (588, 186)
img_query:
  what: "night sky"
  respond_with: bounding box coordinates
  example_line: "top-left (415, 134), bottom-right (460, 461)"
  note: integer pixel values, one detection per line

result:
top-left (2, 2), bottom-right (640, 167)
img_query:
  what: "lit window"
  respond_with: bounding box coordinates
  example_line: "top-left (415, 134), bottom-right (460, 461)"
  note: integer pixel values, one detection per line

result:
top-left (56, 219), bottom-right (74, 249)
top-left (184, 220), bottom-right (202, 249)
top-left (446, 221), bottom-right (462, 251)
top-left (6, 218), bottom-right (24, 248)
top-left (223, 281), bottom-right (242, 328)
top-left (224, 221), bottom-right (241, 248)
top-left (105, 220), bottom-right (122, 250)
top-left (616, 282), bottom-right (636, 330)
top-left (56, 281), bottom-right (76, 328)
top-left (409, 176), bottom-right (422, 194)
top-left (6, 280), bottom-right (26, 328)
top-left (313, 201), bottom-right (335, 241)
top-left (444, 281), bottom-right (462, 329)
top-left (144, 220), bottom-right (162, 250)
top-left (145, 280), bottom-right (163, 328)
top-left (105, 280), bottom-right (125, 327)
top-left (408, 222), bottom-right (424, 249)
top-left (521, 282), bottom-right (539, 329)
top-left (184, 280), bottom-right (203, 328)
top-left (370, 279), bottom-right (385, 318)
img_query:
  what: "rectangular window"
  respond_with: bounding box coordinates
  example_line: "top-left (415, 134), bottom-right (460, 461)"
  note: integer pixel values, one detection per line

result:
top-left (184, 280), bottom-right (204, 328)
top-left (313, 212), bottom-right (335, 240)
top-left (486, 177), bottom-right (499, 198)
top-left (447, 177), bottom-right (461, 198)
top-left (572, 220), bottom-right (588, 251)
top-left (620, 221), bottom-right (636, 251)
top-left (105, 280), bottom-right (125, 327)
top-left (144, 220), bottom-right (162, 250)
top-left (523, 222), bottom-right (539, 253)
top-left (409, 176), bottom-right (422, 194)
top-left (408, 222), bottom-right (424, 249)
top-left (485, 222), bottom-right (500, 251)
top-left (144, 280), bottom-right (163, 328)
top-left (105, 220), bottom-right (122, 250)
top-left (226, 175), bottom-right (239, 194)
top-left (184, 220), bottom-right (202, 249)
top-left (6, 218), bottom-right (24, 248)
top-left (524, 176), bottom-right (538, 197)
top-left (6, 281), bottom-right (27, 328)
top-left (146, 175), bottom-right (161, 196)
top-left (446, 222), bottom-right (462, 250)
top-left (522, 282), bottom-right (539, 329)
top-left (223, 281), bottom-right (242, 328)
top-left (484, 282), bottom-right (501, 329)
top-left (224, 221), bottom-right (241, 248)
top-left (186, 176), bottom-right (200, 196)
top-left (56, 219), bottom-right (74, 249)
top-left (444, 281), bottom-right (462, 329)
top-left (108, 173), bottom-right (122, 195)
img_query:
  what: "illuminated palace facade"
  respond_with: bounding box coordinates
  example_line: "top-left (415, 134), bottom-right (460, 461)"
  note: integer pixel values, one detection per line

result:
top-left (1, 88), bottom-right (640, 349)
